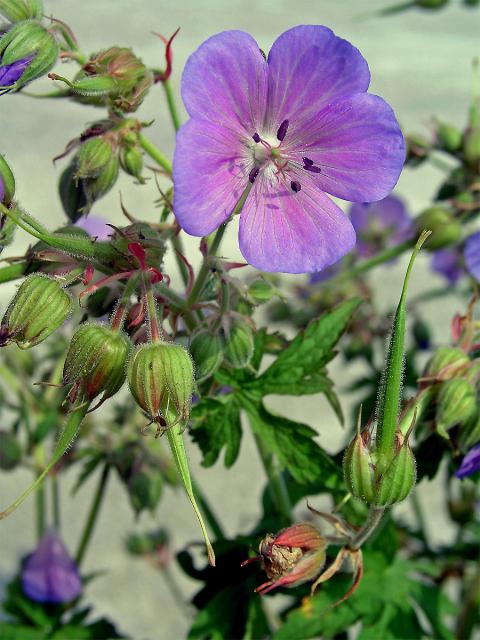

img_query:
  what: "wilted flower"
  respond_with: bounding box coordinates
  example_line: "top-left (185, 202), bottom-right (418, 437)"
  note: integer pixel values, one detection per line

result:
top-left (174, 26), bottom-right (405, 274)
top-left (464, 231), bottom-right (480, 281)
top-left (456, 442), bottom-right (480, 479)
top-left (431, 247), bottom-right (463, 285)
top-left (22, 531), bottom-right (82, 604)
top-left (350, 195), bottom-right (413, 258)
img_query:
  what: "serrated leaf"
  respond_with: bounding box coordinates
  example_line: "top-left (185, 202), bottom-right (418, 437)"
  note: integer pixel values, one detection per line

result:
top-left (190, 396), bottom-right (242, 468)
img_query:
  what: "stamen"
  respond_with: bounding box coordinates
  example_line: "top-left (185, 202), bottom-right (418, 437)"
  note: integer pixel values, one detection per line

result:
top-left (276, 119), bottom-right (289, 142)
top-left (302, 157), bottom-right (314, 167)
top-left (291, 181), bottom-right (301, 193)
top-left (249, 166), bottom-right (260, 183)
top-left (252, 132), bottom-right (261, 143)
top-left (304, 164), bottom-right (322, 174)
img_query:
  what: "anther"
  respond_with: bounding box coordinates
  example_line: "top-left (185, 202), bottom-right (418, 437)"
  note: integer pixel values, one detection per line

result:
top-left (302, 157), bottom-right (314, 167)
top-left (252, 132), bottom-right (261, 143)
top-left (276, 119), bottom-right (289, 142)
top-left (304, 164), bottom-right (322, 174)
top-left (291, 181), bottom-right (301, 193)
top-left (249, 166), bottom-right (260, 183)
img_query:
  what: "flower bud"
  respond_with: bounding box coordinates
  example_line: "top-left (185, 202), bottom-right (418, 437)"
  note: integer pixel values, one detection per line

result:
top-left (424, 346), bottom-right (470, 380)
top-left (436, 378), bottom-right (477, 438)
top-left (190, 330), bottom-right (223, 383)
top-left (0, 274), bottom-right (72, 348)
top-left (374, 439), bottom-right (416, 506)
top-left (463, 126), bottom-right (480, 169)
top-left (0, 430), bottom-right (21, 470)
top-left (126, 529), bottom-right (169, 557)
top-left (0, 21), bottom-right (58, 90)
top-left (119, 144), bottom-right (144, 181)
top-left (415, 207), bottom-right (461, 250)
top-left (248, 278), bottom-right (276, 304)
top-left (0, 0), bottom-right (43, 21)
top-left (63, 323), bottom-right (131, 403)
top-left (127, 342), bottom-right (194, 429)
top-left (343, 431), bottom-right (375, 504)
top-left (436, 121), bottom-right (462, 152)
top-left (0, 154), bottom-right (15, 204)
top-left (75, 137), bottom-right (114, 179)
top-left (458, 412), bottom-right (480, 450)
top-left (83, 155), bottom-right (119, 210)
top-left (128, 467), bottom-right (163, 514)
top-left (222, 317), bottom-right (254, 369)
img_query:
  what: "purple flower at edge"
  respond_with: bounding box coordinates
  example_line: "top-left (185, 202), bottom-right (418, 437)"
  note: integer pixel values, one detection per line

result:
top-left (349, 195), bottom-right (413, 259)
top-left (75, 215), bottom-right (112, 241)
top-left (173, 26), bottom-right (405, 274)
top-left (464, 231), bottom-right (480, 282)
top-left (455, 443), bottom-right (480, 479)
top-left (431, 247), bottom-right (464, 285)
top-left (22, 531), bottom-right (82, 604)
top-left (0, 54), bottom-right (34, 91)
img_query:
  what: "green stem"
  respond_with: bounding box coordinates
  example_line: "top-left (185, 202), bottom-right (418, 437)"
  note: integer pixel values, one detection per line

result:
top-left (162, 79), bottom-right (181, 132)
top-left (138, 134), bottom-right (172, 175)
top-left (110, 274), bottom-right (140, 331)
top-left (410, 490), bottom-right (429, 547)
top-left (171, 234), bottom-right (189, 287)
top-left (191, 477), bottom-right (225, 540)
top-left (0, 261), bottom-right (28, 283)
top-left (51, 475), bottom-right (61, 531)
top-left (142, 272), bottom-right (162, 342)
top-left (75, 464), bottom-right (110, 567)
top-left (35, 481), bottom-right (46, 542)
top-left (350, 507), bottom-right (385, 550)
top-left (254, 434), bottom-right (292, 525)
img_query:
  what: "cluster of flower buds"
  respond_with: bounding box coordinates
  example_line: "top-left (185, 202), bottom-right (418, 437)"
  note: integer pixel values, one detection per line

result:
top-left (51, 46), bottom-right (153, 113)
top-left (0, 274), bottom-right (72, 349)
top-left (0, 5), bottom-right (59, 93)
top-left (58, 118), bottom-right (145, 219)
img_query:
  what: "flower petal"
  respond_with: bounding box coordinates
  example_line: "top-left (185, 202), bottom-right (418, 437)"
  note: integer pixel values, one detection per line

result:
top-left (286, 93), bottom-right (405, 202)
top-left (456, 443), bottom-right (480, 479)
top-left (464, 231), bottom-right (480, 281)
top-left (264, 25), bottom-right (370, 136)
top-left (181, 30), bottom-right (268, 136)
top-left (0, 55), bottom-right (33, 88)
top-left (238, 174), bottom-right (355, 273)
top-left (173, 118), bottom-right (251, 236)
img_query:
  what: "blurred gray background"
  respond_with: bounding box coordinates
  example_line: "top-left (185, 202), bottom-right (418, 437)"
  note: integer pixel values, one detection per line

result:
top-left (1, 1), bottom-right (479, 638)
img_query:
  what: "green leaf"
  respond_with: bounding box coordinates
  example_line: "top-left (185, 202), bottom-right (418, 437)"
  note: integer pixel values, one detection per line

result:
top-left (413, 584), bottom-right (456, 640)
top-left (242, 397), bottom-right (339, 485)
top-left (190, 396), bottom-right (242, 468)
top-left (249, 297), bottom-right (361, 398)
top-left (0, 623), bottom-right (45, 640)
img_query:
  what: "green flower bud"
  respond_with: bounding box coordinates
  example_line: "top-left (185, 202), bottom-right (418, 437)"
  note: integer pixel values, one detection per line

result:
top-left (63, 323), bottom-right (131, 403)
top-left (463, 127), bottom-right (480, 169)
top-left (0, 0), bottom-right (43, 21)
top-left (248, 278), bottom-right (276, 304)
top-left (458, 412), bottom-right (480, 450)
top-left (222, 318), bottom-right (254, 369)
top-left (424, 346), bottom-right (470, 380)
top-left (0, 274), bottom-right (72, 348)
top-left (75, 137), bottom-right (114, 179)
top-left (128, 468), bottom-right (163, 514)
top-left (0, 430), bottom-right (22, 470)
top-left (343, 431), bottom-right (375, 504)
top-left (0, 21), bottom-right (59, 89)
top-left (436, 378), bottom-right (477, 438)
top-left (127, 342), bottom-right (194, 429)
top-left (58, 162), bottom-right (88, 223)
top-left (0, 154), bottom-right (15, 204)
top-left (119, 145), bottom-right (144, 182)
top-left (374, 440), bottom-right (416, 506)
top-left (436, 121), bottom-right (462, 152)
top-left (83, 155), bottom-right (119, 209)
top-left (415, 207), bottom-right (461, 250)
top-left (190, 330), bottom-right (223, 383)
top-left (66, 74), bottom-right (120, 97)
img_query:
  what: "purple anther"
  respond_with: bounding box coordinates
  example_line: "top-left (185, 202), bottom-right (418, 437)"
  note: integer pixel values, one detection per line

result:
top-left (290, 181), bottom-right (301, 193)
top-left (252, 132), bottom-right (261, 143)
top-left (276, 119), bottom-right (289, 142)
top-left (302, 157), bottom-right (314, 167)
top-left (249, 166), bottom-right (260, 183)
top-left (304, 164), bottom-right (322, 173)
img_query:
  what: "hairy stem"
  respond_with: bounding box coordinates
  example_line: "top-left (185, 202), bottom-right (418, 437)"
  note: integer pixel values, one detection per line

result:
top-left (139, 134), bottom-right (172, 175)
top-left (349, 507), bottom-right (385, 550)
top-left (75, 464), bottom-right (110, 567)
top-left (162, 78), bottom-right (181, 132)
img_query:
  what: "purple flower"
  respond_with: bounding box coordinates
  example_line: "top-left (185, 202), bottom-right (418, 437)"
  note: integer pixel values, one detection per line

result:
top-left (349, 195), bottom-right (413, 258)
top-left (75, 215), bottom-right (112, 240)
top-left (431, 248), bottom-right (463, 285)
top-left (173, 27), bottom-right (405, 274)
top-left (455, 443), bottom-right (480, 479)
top-left (464, 231), bottom-right (480, 282)
top-left (22, 531), bottom-right (82, 604)
top-left (0, 54), bottom-right (33, 91)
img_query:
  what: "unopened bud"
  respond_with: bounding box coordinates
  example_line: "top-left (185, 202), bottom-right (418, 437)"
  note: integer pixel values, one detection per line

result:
top-left (127, 342), bottom-right (194, 429)
top-left (128, 467), bottom-right (163, 514)
top-left (63, 323), bottom-right (131, 403)
top-left (83, 155), bottom-right (119, 210)
top-left (343, 431), bottom-right (375, 504)
top-left (0, 0), bottom-right (43, 21)
top-left (248, 278), bottom-right (276, 304)
top-left (463, 126), bottom-right (480, 168)
top-left (374, 438), bottom-right (416, 506)
top-left (119, 145), bottom-right (144, 181)
top-left (75, 137), bottom-right (114, 179)
top-left (0, 154), bottom-right (15, 204)
top-left (190, 330), bottom-right (223, 383)
top-left (436, 378), bottom-right (477, 438)
top-left (222, 317), bottom-right (254, 369)
top-left (424, 346), bottom-right (470, 380)
top-left (0, 274), bottom-right (72, 348)
top-left (436, 121), bottom-right (462, 152)
top-left (415, 207), bottom-right (461, 250)
top-left (0, 430), bottom-right (21, 470)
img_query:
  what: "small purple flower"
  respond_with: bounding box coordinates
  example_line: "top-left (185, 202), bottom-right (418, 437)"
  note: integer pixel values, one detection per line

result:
top-left (0, 54), bottom-right (33, 91)
top-left (455, 443), bottom-right (480, 479)
top-left (173, 27), bottom-right (405, 274)
top-left (22, 531), bottom-right (82, 604)
top-left (431, 248), bottom-right (463, 285)
top-left (349, 195), bottom-right (413, 258)
top-left (75, 215), bottom-right (112, 240)
top-left (464, 231), bottom-right (480, 282)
